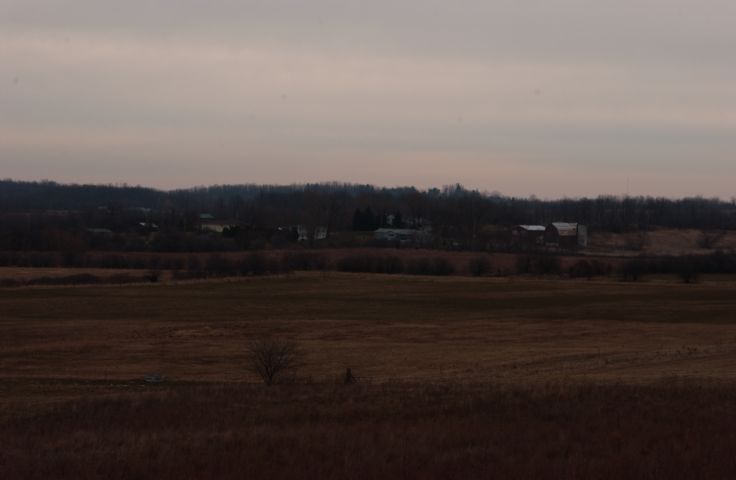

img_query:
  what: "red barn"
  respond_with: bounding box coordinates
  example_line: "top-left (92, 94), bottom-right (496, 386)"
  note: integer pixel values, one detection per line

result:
top-left (511, 225), bottom-right (546, 247)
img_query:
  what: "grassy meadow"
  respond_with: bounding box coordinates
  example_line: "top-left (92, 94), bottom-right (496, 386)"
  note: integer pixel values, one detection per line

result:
top-left (3, 272), bottom-right (736, 478)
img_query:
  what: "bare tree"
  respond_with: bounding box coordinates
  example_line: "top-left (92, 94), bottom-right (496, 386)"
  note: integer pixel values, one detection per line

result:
top-left (247, 339), bottom-right (302, 385)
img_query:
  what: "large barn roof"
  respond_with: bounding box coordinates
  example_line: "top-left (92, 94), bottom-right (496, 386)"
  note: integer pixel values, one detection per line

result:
top-left (549, 222), bottom-right (578, 236)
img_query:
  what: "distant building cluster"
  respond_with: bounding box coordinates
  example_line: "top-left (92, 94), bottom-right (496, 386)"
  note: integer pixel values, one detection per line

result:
top-left (512, 222), bottom-right (588, 249)
top-left (193, 209), bottom-right (590, 251)
top-left (373, 228), bottom-right (432, 246)
top-left (40, 200), bottom-right (589, 253)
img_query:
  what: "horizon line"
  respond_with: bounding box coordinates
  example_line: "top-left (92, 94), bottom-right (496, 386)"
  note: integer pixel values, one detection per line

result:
top-left (2, 177), bottom-right (733, 203)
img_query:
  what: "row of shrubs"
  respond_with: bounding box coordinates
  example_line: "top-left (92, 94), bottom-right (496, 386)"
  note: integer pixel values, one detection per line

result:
top-left (516, 251), bottom-right (736, 283)
top-left (0, 252), bottom-right (315, 286)
top-left (172, 253), bottom-right (287, 280)
top-left (0, 273), bottom-right (158, 288)
top-left (0, 250), bottom-right (335, 272)
top-left (2, 250), bottom-right (736, 285)
top-left (336, 255), bottom-right (455, 276)
top-left (177, 251), bottom-right (734, 282)
top-left (182, 253), bottom-right (461, 278)
top-left (516, 256), bottom-right (613, 278)
top-left (0, 251), bottom-right (188, 270)
top-left (619, 252), bottom-right (736, 283)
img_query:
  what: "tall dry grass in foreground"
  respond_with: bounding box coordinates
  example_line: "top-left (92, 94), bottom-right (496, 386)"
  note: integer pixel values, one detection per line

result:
top-left (2, 381), bottom-right (736, 479)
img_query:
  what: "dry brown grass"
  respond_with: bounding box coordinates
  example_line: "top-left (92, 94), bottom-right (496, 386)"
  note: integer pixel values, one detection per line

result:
top-left (3, 381), bottom-right (736, 479)
top-left (589, 228), bottom-right (736, 256)
top-left (3, 273), bottom-right (736, 478)
top-left (2, 273), bottom-right (736, 384)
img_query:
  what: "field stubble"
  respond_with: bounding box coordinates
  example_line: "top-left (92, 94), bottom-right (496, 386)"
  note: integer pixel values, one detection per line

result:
top-left (3, 273), bottom-right (736, 478)
top-left (2, 273), bottom-right (736, 384)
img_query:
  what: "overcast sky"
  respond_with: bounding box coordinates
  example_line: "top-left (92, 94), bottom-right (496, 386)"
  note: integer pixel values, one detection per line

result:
top-left (1, 1), bottom-right (735, 198)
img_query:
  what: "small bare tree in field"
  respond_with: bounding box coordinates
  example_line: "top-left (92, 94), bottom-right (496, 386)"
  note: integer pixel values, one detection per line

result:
top-left (247, 339), bottom-right (302, 385)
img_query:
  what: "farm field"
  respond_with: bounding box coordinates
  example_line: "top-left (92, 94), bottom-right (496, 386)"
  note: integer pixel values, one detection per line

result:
top-left (3, 272), bottom-right (736, 384)
top-left (588, 228), bottom-right (736, 256)
top-left (2, 273), bottom-right (736, 478)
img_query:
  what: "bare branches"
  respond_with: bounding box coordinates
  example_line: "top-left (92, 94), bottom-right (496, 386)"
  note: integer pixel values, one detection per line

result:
top-left (247, 339), bottom-right (302, 386)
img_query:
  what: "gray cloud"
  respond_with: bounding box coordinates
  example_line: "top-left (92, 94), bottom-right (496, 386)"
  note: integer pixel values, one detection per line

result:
top-left (1, 0), bottom-right (735, 197)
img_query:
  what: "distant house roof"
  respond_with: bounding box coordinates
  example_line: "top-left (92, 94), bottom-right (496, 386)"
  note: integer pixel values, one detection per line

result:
top-left (548, 222), bottom-right (578, 236)
top-left (199, 213), bottom-right (215, 220)
top-left (201, 220), bottom-right (240, 233)
top-left (515, 225), bottom-right (546, 232)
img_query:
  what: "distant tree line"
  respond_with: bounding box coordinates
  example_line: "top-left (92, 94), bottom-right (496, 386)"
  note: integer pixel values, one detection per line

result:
top-left (3, 247), bottom-right (736, 285)
top-left (1, 180), bottom-right (735, 253)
